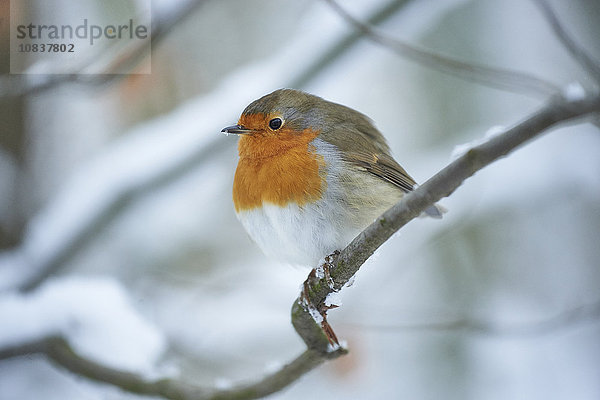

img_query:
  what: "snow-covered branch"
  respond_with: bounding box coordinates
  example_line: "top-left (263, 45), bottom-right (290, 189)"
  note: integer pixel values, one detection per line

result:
top-left (0, 336), bottom-right (209, 399)
top-left (0, 335), bottom-right (344, 400)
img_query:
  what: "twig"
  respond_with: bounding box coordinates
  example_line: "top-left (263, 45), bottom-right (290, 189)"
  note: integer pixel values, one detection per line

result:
top-left (322, 0), bottom-right (561, 98)
top-left (341, 299), bottom-right (600, 337)
top-left (291, 93), bottom-right (600, 348)
top-left (0, 0), bottom-right (209, 98)
top-left (532, 0), bottom-right (600, 85)
top-left (0, 336), bottom-right (342, 400)
top-left (290, 0), bottom-right (411, 88)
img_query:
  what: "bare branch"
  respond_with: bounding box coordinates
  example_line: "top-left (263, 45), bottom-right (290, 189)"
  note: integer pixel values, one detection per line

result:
top-left (337, 95), bottom-right (600, 286)
top-left (532, 0), bottom-right (600, 85)
top-left (0, 0), bottom-right (210, 98)
top-left (322, 0), bottom-right (561, 99)
top-left (290, 0), bottom-right (411, 88)
top-left (342, 299), bottom-right (600, 337)
top-left (210, 349), bottom-right (344, 400)
top-left (0, 336), bottom-right (344, 400)
top-left (291, 93), bottom-right (600, 350)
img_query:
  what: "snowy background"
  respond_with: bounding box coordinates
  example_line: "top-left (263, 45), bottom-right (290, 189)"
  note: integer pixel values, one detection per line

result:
top-left (1, 0), bottom-right (600, 399)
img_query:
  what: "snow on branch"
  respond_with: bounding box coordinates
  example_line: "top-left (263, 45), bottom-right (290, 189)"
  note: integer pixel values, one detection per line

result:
top-left (0, 336), bottom-right (342, 400)
top-left (2, 93), bottom-right (598, 400)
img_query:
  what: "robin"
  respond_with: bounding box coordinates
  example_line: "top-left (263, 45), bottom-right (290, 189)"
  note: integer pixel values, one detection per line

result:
top-left (222, 89), bottom-right (444, 267)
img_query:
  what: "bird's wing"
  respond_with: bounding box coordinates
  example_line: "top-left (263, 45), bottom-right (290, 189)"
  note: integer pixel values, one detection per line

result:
top-left (318, 113), bottom-right (417, 193)
top-left (342, 150), bottom-right (417, 193)
top-left (316, 103), bottom-right (444, 216)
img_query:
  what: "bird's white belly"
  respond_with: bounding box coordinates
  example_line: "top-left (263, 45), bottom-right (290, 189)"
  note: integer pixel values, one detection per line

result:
top-left (236, 200), bottom-right (357, 267)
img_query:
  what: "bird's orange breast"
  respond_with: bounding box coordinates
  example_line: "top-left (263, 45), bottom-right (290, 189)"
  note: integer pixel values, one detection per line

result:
top-left (233, 126), bottom-right (326, 212)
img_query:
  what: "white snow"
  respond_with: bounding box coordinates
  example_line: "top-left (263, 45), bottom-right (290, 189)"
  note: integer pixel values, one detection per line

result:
top-left (214, 377), bottom-right (233, 390)
top-left (0, 277), bottom-right (166, 374)
top-left (326, 339), bottom-right (347, 354)
top-left (344, 276), bottom-right (356, 288)
top-left (0, 252), bottom-right (27, 291)
top-left (325, 290), bottom-right (343, 308)
top-left (301, 297), bottom-right (323, 325)
top-left (563, 82), bottom-right (586, 101)
top-left (451, 125), bottom-right (506, 160)
top-left (264, 360), bottom-right (284, 374)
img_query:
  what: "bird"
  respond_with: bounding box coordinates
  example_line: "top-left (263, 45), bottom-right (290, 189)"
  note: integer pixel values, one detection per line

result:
top-left (222, 89), bottom-right (444, 267)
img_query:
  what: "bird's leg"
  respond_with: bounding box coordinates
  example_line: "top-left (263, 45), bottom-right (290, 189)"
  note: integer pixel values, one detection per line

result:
top-left (319, 251), bottom-right (341, 345)
top-left (319, 311), bottom-right (339, 346)
top-left (321, 250), bottom-right (339, 289)
top-left (300, 251), bottom-right (342, 346)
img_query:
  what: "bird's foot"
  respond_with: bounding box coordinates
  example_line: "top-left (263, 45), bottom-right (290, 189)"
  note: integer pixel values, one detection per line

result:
top-left (300, 250), bottom-right (342, 346)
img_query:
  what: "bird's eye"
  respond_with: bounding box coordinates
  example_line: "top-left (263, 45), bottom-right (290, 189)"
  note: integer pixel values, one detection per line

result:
top-left (268, 118), bottom-right (283, 130)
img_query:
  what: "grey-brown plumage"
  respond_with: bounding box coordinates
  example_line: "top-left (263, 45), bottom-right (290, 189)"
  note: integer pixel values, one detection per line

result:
top-left (244, 88), bottom-right (443, 218)
top-left (227, 88), bottom-right (445, 266)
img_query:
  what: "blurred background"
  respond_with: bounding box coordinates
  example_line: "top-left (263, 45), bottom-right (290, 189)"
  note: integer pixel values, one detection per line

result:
top-left (1, 0), bottom-right (599, 399)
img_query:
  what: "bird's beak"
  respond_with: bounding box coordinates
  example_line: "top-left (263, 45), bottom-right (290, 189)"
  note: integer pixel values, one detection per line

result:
top-left (221, 124), bottom-right (252, 135)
